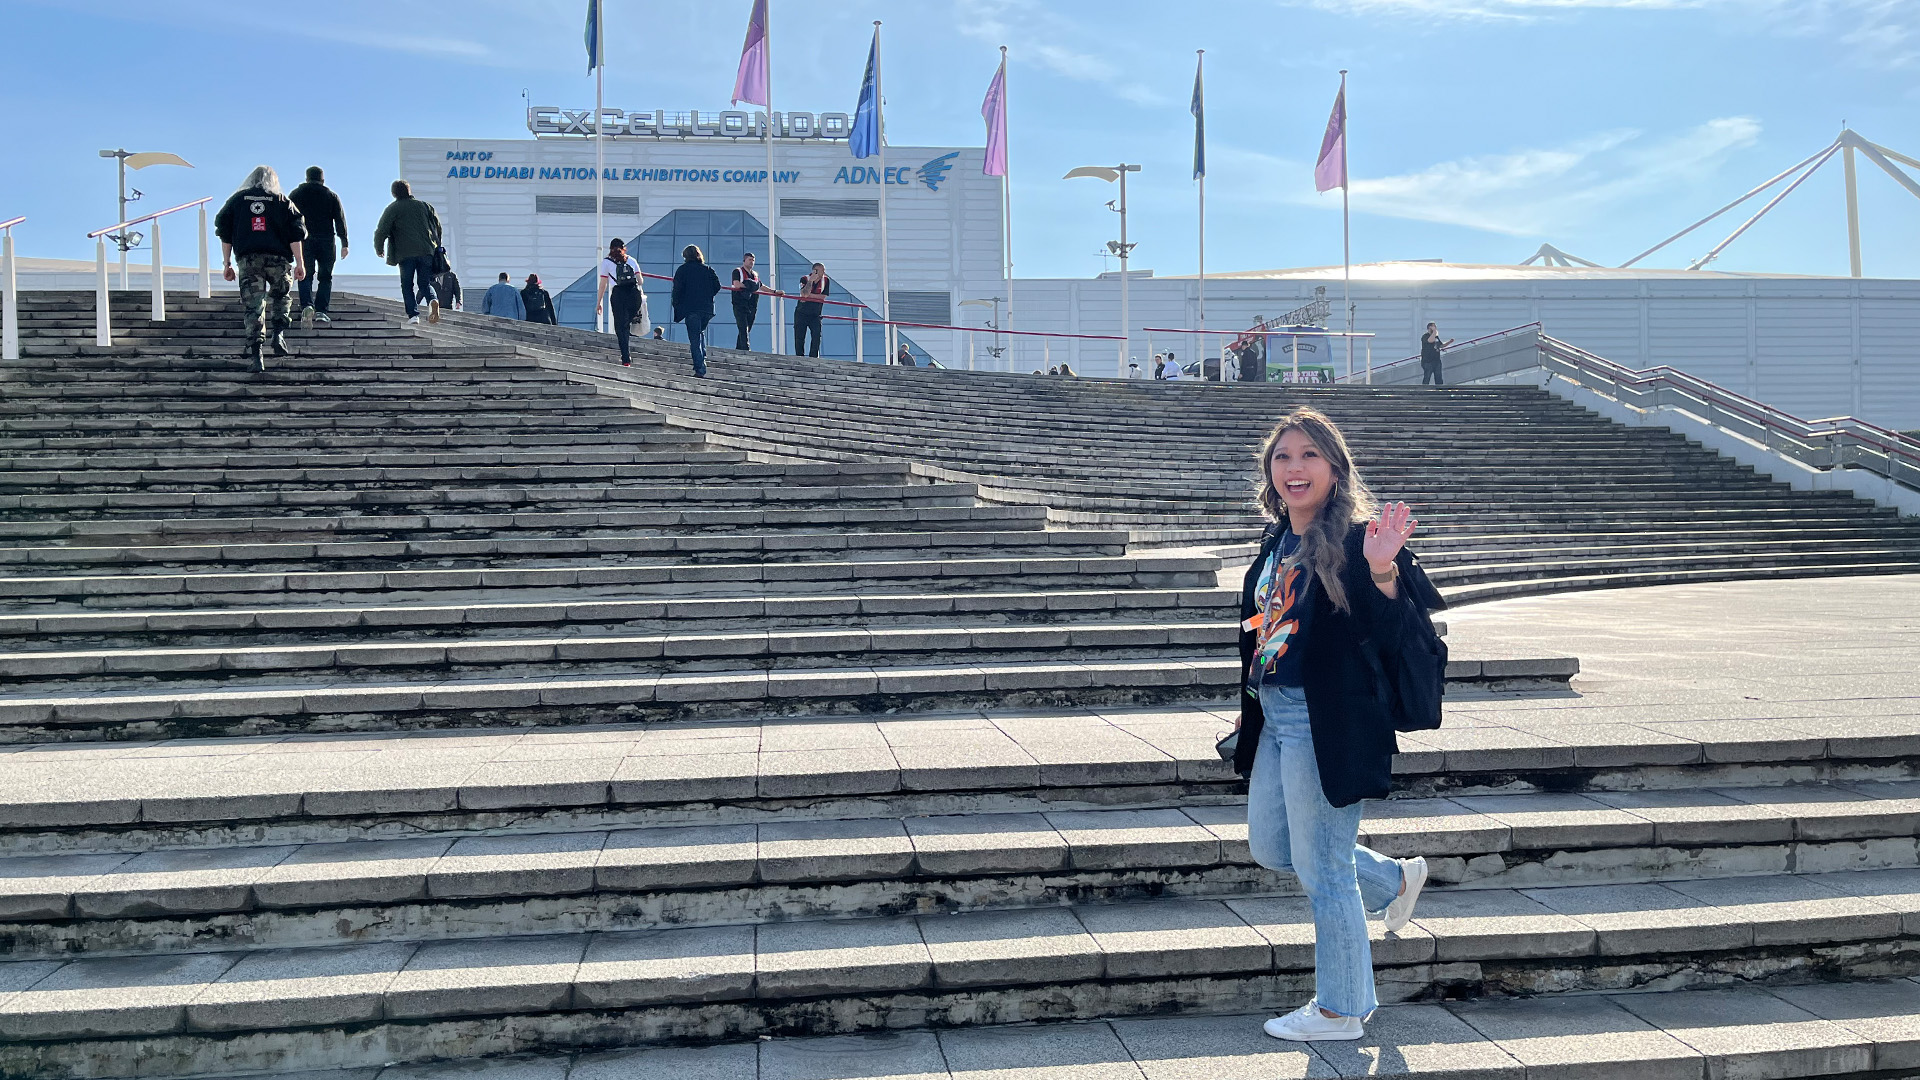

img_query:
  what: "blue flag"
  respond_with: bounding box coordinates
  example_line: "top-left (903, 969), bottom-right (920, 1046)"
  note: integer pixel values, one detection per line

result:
top-left (584, 0), bottom-right (601, 73)
top-left (850, 28), bottom-right (881, 159)
top-left (1191, 55), bottom-right (1205, 180)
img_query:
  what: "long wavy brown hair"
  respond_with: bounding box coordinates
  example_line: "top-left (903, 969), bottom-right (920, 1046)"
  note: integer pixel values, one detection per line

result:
top-left (1253, 407), bottom-right (1379, 613)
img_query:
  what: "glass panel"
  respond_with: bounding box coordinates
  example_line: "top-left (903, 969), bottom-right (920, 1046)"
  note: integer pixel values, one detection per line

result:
top-left (714, 211), bottom-right (745, 235)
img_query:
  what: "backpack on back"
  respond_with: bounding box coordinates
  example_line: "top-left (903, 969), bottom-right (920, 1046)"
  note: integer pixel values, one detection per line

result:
top-left (614, 258), bottom-right (639, 289)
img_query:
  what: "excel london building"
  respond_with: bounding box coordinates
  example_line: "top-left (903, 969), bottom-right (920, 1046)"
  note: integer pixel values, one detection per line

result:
top-left (400, 105), bottom-right (1920, 432)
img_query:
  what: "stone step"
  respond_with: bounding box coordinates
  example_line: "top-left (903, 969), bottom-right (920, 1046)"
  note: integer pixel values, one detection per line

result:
top-left (0, 504), bottom-right (1052, 545)
top-left (0, 786), bottom-right (1911, 958)
top-left (0, 702), bottom-right (1898, 843)
top-left (190, 979), bottom-right (1913, 1080)
top-left (0, 462), bottom-right (939, 495)
top-left (0, 447), bottom-right (741, 472)
top-left (0, 873), bottom-right (1913, 1077)
top-left (0, 586), bottom-right (1231, 648)
top-left (0, 552), bottom-right (1219, 608)
top-left (0, 528), bottom-right (1128, 572)
top-left (1441, 558), bottom-right (1920, 604)
top-left (0, 430), bottom-right (712, 454)
top-left (0, 657), bottom-right (1257, 741)
top-left (0, 620), bottom-right (1244, 685)
top-left (0, 480), bottom-right (975, 522)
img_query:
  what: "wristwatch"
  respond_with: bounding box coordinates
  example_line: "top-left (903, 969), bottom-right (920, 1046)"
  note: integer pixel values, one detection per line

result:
top-left (1369, 563), bottom-right (1399, 583)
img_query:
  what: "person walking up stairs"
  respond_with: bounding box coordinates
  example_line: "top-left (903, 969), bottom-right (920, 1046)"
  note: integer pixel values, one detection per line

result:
top-left (212, 165), bottom-right (307, 372)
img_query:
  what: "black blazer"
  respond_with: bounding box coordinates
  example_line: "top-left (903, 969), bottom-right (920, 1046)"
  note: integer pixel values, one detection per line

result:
top-left (1234, 520), bottom-right (1440, 807)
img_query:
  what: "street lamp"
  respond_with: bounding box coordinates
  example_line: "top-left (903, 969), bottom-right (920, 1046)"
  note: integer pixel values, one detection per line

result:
top-left (99, 149), bottom-right (193, 289)
top-left (1065, 163), bottom-right (1140, 376)
top-left (959, 296), bottom-right (1006, 370)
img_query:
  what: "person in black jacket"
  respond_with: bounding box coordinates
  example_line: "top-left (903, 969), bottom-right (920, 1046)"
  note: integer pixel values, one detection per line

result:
top-left (670, 244), bottom-right (723, 378)
top-left (521, 275), bottom-right (557, 325)
top-left (1234, 406), bottom-right (1434, 1043)
top-left (213, 166), bottom-right (307, 371)
top-left (288, 167), bottom-right (347, 325)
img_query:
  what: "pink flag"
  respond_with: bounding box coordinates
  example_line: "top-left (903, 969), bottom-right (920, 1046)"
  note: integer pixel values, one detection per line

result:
top-left (731, 0), bottom-right (769, 107)
top-left (1314, 85), bottom-right (1346, 192)
top-left (981, 56), bottom-right (1008, 177)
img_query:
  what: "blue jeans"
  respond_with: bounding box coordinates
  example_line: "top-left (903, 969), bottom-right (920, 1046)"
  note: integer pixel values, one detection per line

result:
top-left (1247, 682), bottom-right (1404, 1018)
top-left (398, 256), bottom-right (437, 317)
top-left (684, 311), bottom-right (711, 376)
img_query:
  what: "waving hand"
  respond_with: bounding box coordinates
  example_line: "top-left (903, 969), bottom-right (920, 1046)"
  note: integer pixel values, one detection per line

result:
top-left (1363, 501), bottom-right (1418, 572)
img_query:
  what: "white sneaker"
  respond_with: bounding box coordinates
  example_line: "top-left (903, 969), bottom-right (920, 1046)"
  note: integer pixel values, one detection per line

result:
top-left (428, 298), bottom-right (441, 324)
top-left (1263, 1000), bottom-right (1364, 1042)
top-left (1384, 856), bottom-right (1428, 933)
top-left (407, 314), bottom-right (420, 325)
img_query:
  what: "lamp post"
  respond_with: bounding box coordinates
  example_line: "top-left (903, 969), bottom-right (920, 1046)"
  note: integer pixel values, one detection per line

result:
top-left (1065, 163), bottom-right (1140, 376)
top-left (98, 149), bottom-right (193, 290)
top-left (959, 296), bottom-right (1006, 370)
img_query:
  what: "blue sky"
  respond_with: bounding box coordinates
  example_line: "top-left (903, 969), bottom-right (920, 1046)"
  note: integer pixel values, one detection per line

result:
top-left (7, 0), bottom-right (1920, 278)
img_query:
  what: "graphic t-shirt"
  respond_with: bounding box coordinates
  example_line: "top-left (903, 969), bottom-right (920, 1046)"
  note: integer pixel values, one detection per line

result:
top-left (1247, 530), bottom-right (1311, 692)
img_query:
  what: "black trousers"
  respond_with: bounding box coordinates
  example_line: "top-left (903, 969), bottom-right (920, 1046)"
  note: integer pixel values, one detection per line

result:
top-left (610, 285), bottom-right (641, 363)
top-left (298, 249), bottom-right (335, 313)
top-left (1421, 359), bottom-right (1443, 385)
top-left (793, 305), bottom-right (822, 356)
top-left (733, 302), bottom-right (757, 350)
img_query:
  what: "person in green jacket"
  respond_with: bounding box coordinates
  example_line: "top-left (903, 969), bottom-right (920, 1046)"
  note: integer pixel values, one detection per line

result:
top-left (372, 180), bottom-right (443, 324)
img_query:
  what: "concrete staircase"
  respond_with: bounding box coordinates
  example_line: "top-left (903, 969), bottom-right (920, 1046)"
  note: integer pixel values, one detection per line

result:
top-left (377, 296), bottom-right (1920, 607)
top-left (0, 290), bottom-right (1914, 1079)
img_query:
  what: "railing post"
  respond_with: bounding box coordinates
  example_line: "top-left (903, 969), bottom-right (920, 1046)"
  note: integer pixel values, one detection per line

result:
top-left (1365, 340), bottom-right (1373, 384)
top-left (151, 217), bottom-right (165, 322)
top-left (856, 308), bottom-right (864, 365)
top-left (95, 237), bottom-right (111, 347)
top-left (197, 204), bottom-right (211, 298)
top-left (1, 227), bottom-right (16, 361)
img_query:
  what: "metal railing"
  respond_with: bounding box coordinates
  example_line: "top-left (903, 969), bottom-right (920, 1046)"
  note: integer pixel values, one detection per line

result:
top-left (632, 270), bottom-right (1123, 373)
top-left (86, 197), bottom-right (213, 344)
top-left (1334, 322), bottom-right (1543, 383)
top-left (1534, 332), bottom-right (1920, 494)
top-left (1, 216), bottom-right (20, 361)
top-left (1140, 325), bottom-right (1376, 383)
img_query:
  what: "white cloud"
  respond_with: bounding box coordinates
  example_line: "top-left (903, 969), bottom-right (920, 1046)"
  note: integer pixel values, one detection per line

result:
top-left (950, 0), bottom-right (1166, 105)
top-left (1293, 0), bottom-right (1920, 65)
top-left (1216, 117), bottom-right (1761, 236)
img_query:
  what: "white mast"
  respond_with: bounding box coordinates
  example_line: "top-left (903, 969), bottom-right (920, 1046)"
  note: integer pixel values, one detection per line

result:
top-left (594, 4), bottom-right (605, 333)
top-left (764, 3), bottom-right (779, 350)
top-left (874, 21), bottom-right (892, 363)
top-left (1339, 69), bottom-right (1351, 378)
top-left (1000, 46), bottom-right (1013, 372)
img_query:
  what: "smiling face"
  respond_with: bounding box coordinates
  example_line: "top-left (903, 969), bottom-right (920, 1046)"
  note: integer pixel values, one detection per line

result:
top-left (1268, 427), bottom-right (1336, 529)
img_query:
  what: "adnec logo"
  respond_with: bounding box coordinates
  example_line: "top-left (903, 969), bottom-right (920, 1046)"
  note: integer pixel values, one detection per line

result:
top-left (832, 152), bottom-right (963, 191)
top-left (915, 152), bottom-right (959, 191)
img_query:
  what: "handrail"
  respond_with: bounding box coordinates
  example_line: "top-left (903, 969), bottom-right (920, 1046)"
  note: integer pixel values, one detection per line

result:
top-left (88, 196), bottom-right (213, 342)
top-left (85, 197), bottom-right (215, 239)
top-left (630, 268), bottom-right (1121, 369)
top-left (1, 216), bottom-right (19, 360)
top-left (1335, 321), bottom-right (1543, 383)
top-left (1537, 334), bottom-right (1920, 476)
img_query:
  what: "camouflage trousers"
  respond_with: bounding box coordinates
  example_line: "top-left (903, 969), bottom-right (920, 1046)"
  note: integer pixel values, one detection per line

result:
top-left (237, 253), bottom-right (293, 343)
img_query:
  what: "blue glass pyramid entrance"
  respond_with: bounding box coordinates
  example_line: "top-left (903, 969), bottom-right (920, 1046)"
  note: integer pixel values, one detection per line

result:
top-left (554, 209), bottom-right (923, 364)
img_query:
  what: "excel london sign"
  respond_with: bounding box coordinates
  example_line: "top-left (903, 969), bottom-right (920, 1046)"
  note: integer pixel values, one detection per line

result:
top-left (527, 107), bottom-right (850, 141)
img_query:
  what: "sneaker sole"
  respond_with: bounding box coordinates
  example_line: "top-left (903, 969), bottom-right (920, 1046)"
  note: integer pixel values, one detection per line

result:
top-left (1262, 1023), bottom-right (1364, 1042)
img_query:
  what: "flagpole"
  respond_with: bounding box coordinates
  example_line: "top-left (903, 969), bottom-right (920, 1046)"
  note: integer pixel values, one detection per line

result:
top-left (594, 3), bottom-right (605, 334)
top-left (874, 21), bottom-right (893, 364)
top-left (1000, 46), bottom-right (1012, 373)
top-left (1339, 69), bottom-right (1351, 381)
top-left (764, 3), bottom-right (779, 353)
top-left (1195, 49), bottom-right (1206, 379)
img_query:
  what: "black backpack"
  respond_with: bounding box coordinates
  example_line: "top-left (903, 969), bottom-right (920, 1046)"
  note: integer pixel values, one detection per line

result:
top-left (1379, 553), bottom-right (1448, 732)
top-left (613, 258), bottom-right (639, 289)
